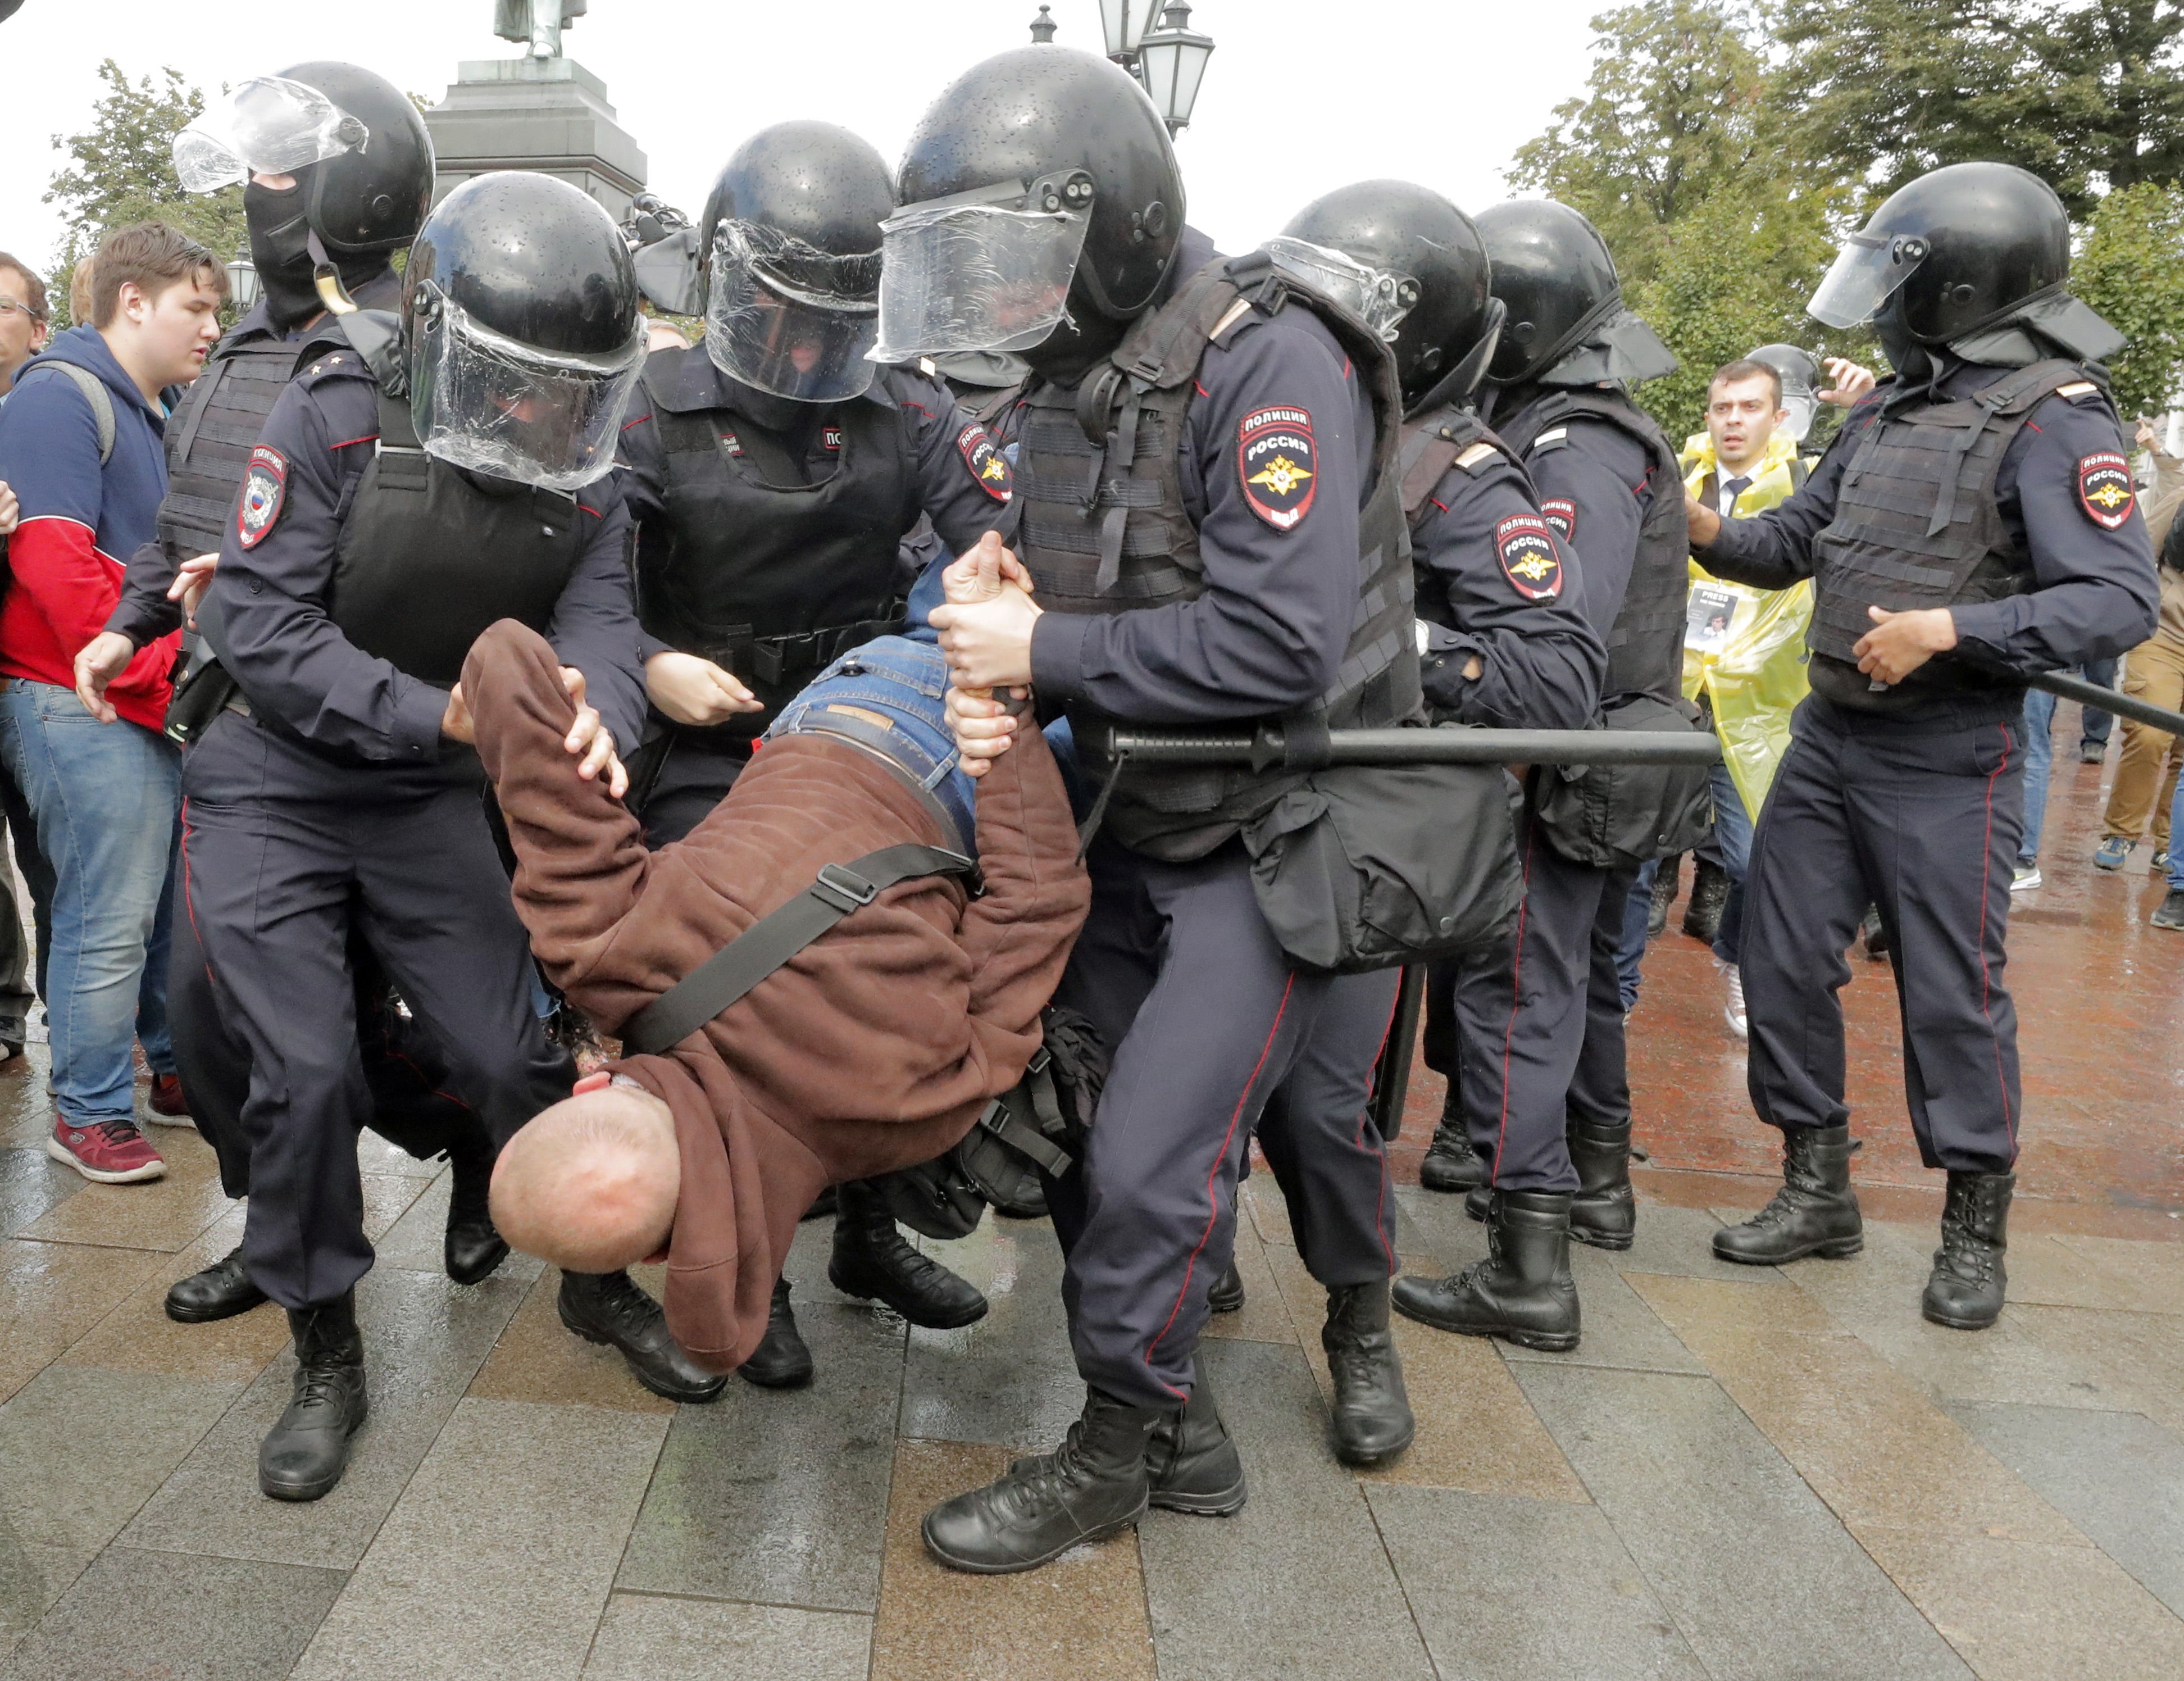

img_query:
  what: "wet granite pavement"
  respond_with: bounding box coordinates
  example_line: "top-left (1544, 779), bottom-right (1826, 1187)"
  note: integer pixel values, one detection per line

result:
top-left (3, 703), bottom-right (2181, 1679)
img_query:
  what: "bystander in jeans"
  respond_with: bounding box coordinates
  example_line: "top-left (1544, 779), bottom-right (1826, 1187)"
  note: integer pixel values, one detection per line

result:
top-left (2015, 671), bottom-right (2115, 889)
top-left (0, 224), bottom-right (222, 1182)
top-left (2154, 767), bottom-right (2184, 929)
top-left (2093, 424), bottom-right (2184, 879)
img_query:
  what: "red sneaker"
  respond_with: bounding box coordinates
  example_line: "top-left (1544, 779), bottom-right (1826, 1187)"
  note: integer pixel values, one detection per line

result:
top-left (47, 1117), bottom-right (167, 1183)
top-left (146, 1073), bottom-right (192, 1123)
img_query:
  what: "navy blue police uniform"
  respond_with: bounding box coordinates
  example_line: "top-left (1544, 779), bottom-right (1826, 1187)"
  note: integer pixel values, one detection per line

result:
top-left (107, 275), bottom-right (484, 1201)
top-left (1255, 414), bottom-right (1605, 1287)
top-left (614, 349), bottom-right (1016, 844)
top-left (1696, 364), bottom-right (2157, 1170)
top-left (181, 345), bottom-right (647, 1310)
top-left (1430, 392), bottom-right (1683, 1191)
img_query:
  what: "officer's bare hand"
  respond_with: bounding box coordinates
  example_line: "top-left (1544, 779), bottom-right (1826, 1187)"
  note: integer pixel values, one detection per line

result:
top-left (945, 683), bottom-right (1027, 778)
top-left (645, 651), bottom-right (761, 727)
top-left (941, 529), bottom-right (1033, 606)
top-left (559, 666), bottom-right (630, 799)
top-left (73, 631), bottom-right (135, 723)
top-left (167, 552), bottom-right (219, 629)
top-left (1820, 358), bottom-right (1877, 407)
top-left (1854, 606), bottom-right (1958, 684)
top-left (442, 682), bottom-right (476, 744)
top-left (931, 588), bottom-right (1041, 690)
top-left (0, 480), bottom-right (17, 538)
top-left (1685, 495), bottom-right (1723, 547)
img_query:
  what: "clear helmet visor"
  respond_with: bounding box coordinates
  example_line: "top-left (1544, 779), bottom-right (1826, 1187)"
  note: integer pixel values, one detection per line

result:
top-left (172, 76), bottom-right (367, 194)
top-left (870, 186), bottom-right (1093, 365)
top-left (705, 220), bottom-right (881, 403)
top-left (1260, 237), bottom-right (1418, 343)
top-left (411, 295), bottom-right (645, 493)
top-left (1778, 393), bottom-right (1818, 444)
top-left (1808, 230), bottom-right (1929, 330)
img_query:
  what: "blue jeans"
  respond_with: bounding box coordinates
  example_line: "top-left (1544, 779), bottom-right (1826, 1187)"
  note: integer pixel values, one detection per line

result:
top-left (2018, 685), bottom-right (2060, 864)
top-left (1616, 758), bottom-right (1756, 1005)
top-left (2167, 772), bottom-right (2184, 891)
top-left (2079, 655), bottom-right (2117, 748)
top-left (0, 682), bottom-right (178, 1121)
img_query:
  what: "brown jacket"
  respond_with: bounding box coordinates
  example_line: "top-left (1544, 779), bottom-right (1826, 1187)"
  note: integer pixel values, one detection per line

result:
top-left (464, 621), bottom-right (1090, 1372)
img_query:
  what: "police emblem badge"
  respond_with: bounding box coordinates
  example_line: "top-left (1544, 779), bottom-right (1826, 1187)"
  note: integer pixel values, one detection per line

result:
top-left (236, 445), bottom-right (288, 550)
top-left (2077, 452), bottom-right (2136, 530)
top-left (1238, 405), bottom-right (1317, 530)
top-left (1496, 514), bottom-right (1563, 599)
top-left (958, 422), bottom-right (1013, 502)
top-left (1540, 498), bottom-right (1578, 543)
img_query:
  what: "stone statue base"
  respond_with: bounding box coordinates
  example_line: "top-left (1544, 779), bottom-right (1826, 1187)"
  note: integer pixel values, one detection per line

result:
top-left (422, 56), bottom-right (647, 221)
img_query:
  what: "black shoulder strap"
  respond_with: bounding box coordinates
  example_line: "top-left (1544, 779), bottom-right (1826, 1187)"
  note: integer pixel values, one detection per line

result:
top-left (372, 388), bottom-right (430, 493)
top-left (620, 843), bottom-right (981, 1056)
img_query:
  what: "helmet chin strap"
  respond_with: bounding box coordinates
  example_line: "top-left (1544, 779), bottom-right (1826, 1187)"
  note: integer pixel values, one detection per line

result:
top-left (308, 230), bottom-right (360, 316)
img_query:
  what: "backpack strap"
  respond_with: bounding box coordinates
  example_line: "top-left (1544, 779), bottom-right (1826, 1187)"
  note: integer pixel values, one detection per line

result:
top-left (25, 362), bottom-right (115, 464)
top-left (619, 843), bottom-right (981, 1055)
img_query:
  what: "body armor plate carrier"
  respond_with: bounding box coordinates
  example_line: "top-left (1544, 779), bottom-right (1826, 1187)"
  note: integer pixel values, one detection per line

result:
top-left (1807, 359), bottom-right (2097, 705)
top-left (160, 328), bottom-right (348, 558)
top-left (1016, 253), bottom-right (1417, 861)
top-left (1396, 403), bottom-right (1527, 530)
top-left (1497, 388), bottom-right (1687, 706)
top-left (635, 355), bottom-right (923, 745)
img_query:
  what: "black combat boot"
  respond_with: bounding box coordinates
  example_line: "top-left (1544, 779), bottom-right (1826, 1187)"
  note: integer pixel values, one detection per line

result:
top-left (442, 1130), bottom-right (508, 1287)
top-left (1648, 858), bottom-right (1680, 936)
top-left (1567, 1117), bottom-right (1636, 1251)
top-left (558, 1269), bottom-right (729, 1403)
top-left (1145, 1377), bottom-right (1247, 1513)
top-left (1322, 1281), bottom-right (1416, 1465)
top-left (923, 1386), bottom-right (1159, 1573)
top-left (737, 1277), bottom-right (815, 1388)
top-left (828, 1179), bottom-right (988, 1329)
top-left (1205, 1259), bottom-right (1245, 1314)
top-left (1682, 858), bottom-right (1730, 942)
top-left (1419, 1091), bottom-right (1487, 1193)
top-left (259, 1291), bottom-right (368, 1501)
top-left (1393, 1190), bottom-right (1581, 1352)
top-left (1712, 1124), bottom-right (1863, 1265)
top-left (165, 1244), bottom-right (267, 1324)
top-left (1922, 1170), bottom-right (2014, 1330)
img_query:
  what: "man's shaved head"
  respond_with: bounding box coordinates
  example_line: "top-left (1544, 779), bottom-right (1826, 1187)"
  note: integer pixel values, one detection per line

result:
top-left (491, 1083), bottom-right (679, 1273)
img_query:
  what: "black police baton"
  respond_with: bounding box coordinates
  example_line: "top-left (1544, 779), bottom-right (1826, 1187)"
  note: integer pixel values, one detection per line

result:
top-left (1087, 721), bottom-right (1722, 1141)
top-left (2030, 669), bottom-right (2184, 737)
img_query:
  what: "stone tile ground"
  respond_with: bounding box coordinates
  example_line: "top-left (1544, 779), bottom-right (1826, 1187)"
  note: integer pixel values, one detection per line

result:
top-left (2, 700), bottom-right (2180, 1679)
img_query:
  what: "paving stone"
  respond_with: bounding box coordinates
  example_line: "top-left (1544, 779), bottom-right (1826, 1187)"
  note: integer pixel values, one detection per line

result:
top-left (0, 1149), bottom-right (77, 1242)
top-left (899, 1217), bottom-right (1084, 1453)
top-left (1390, 1183), bottom-right (1487, 1274)
top-left (2048, 1233), bottom-right (2184, 1315)
top-left (0, 1239), bottom-right (162, 1403)
top-left (2, 1546), bottom-right (345, 1681)
top-left (1994, 1232), bottom-right (2156, 1312)
top-left (1626, 1273), bottom-right (2081, 1544)
top-left (1853, 1525), bottom-right (2184, 1681)
top-left (370, 1167), bottom-right (543, 1284)
top-left (1949, 1402), bottom-right (2184, 1618)
top-left (868, 1438), bottom-right (1154, 1681)
top-left (1508, 1260), bottom-right (1709, 1375)
top-left (17, 1128), bottom-right (231, 1254)
top-left (2014, 1305), bottom-right (2184, 1436)
top-left (466, 1266), bottom-right (676, 1415)
top-left (120, 1265), bottom-right (525, 1570)
top-left (55, 1209), bottom-right (284, 1388)
top-left (583, 1594), bottom-right (871, 1681)
top-left (1367, 1483), bottom-right (1709, 1680)
top-left (617, 1299), bottom-right (904, 1614)
top-left (1237, 1169), bottom-right (1294, 1248)
top-left (0, 1545), bottom-right (80, 1659)
top-left (1197, 1219), bottom-right (1302, 1347)
top-left (1513, 1364), bottom-right (1975, 1680)
top-left (289, 1398), bottom-right (667, 1681)
top-left (1137, 1336), bottom-right (1437, 1681)
top-left (356, 1128), bottom-right (445, 1180)
top-left (0, 1055), bottom-right (54, 1151)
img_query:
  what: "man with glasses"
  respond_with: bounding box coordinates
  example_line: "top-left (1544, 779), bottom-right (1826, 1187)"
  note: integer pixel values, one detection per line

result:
top-left (0, 254), bottom-right (50, 397)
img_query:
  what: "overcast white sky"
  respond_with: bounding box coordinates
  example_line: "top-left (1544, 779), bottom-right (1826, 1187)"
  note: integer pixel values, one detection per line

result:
top-left (0, 0), bottom-right (1605, 274)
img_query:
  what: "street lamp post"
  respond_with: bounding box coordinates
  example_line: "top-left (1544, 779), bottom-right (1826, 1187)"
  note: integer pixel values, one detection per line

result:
top-left (225, 247), bottom-right (260, 312)
top-left (1135, 1), bottom-right (1215, 133)
top-left (1029, 4), bottom-right (1057, 42)
top-left (1096, 0), bottom-right (1164, 65)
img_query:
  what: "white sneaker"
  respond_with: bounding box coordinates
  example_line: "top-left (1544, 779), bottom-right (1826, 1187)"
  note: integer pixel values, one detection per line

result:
top-left (1716, 957), bottom-right (1747, 1039)
top-left (2011, 862), bottom-right (2043, 893)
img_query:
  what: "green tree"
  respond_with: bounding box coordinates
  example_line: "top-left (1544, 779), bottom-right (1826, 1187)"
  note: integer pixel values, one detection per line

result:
top-left (43, 60), bottom-right (247, 326)
top-left (2074, 181), bottom-right (2184, 417)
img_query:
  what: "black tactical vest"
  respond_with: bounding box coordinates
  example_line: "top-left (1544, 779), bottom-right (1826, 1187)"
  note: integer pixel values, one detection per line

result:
top-left (1016, 253), bottom-right (1414, 861)
top-left (1396, 404), bottom-right (1526, 532)
top-left (327, 390), bottom-right (584, 685)
top-left (1498, 388), bottom-right (1688, 706)
top-left (1807, 360), bottom-right (2094, 697)
top-left (634, 355), bottom-right (922, 743)
top-left (158, 330), bottom-right (338, 556)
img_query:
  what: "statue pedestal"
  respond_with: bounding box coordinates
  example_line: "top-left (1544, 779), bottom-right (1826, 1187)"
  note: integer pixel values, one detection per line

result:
top-left (422, 57), bottom-right (647, 220)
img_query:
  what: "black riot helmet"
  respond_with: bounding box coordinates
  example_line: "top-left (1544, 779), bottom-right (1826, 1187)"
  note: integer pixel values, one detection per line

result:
top-left (877, 46), bottom-right (1185, 372)
top-left (400, 172), bottom-right (646, 493)
top-left (1476, 198), bottom-right (1675, 389)
top-left (277, 63), bottom-right (435, 260)
top-left (1277, 180), bottom-right (1499, 415)
top-left (696, 121), bottom-right (895, 403)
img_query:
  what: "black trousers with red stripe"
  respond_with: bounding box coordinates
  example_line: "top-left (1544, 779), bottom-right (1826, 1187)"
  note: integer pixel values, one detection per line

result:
top-left (1741, 696), bottom-right (2024, 1173)
top-left (1045, 838), bottom-right (1350, 1410)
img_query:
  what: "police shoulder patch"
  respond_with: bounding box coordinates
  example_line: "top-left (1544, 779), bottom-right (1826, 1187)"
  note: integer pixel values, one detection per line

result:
top-left (1540, 498), bottom-right (1578, 543)
top-left (236, 444), bottom-right (287, 550)
top-left (2078, 451), bottom-right (2137, 530)
top-left (957, 422), bottom-right (1013, 502)
top-left (822, 425), bottom-right (844, 453)
top-left (1237, 405), bottom-right (1317, 531)
top-left (1496, 514), bottom-right (1563, 600)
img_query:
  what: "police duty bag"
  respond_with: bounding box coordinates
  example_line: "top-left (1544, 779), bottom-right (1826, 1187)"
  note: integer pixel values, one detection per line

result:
top-left (1240, 760), bottom-right (1524, 975)
top-left (1531, 693), bottom-right (1714, 870)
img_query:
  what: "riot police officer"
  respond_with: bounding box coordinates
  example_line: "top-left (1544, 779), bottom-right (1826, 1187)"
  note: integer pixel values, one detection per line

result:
top-left (1245, 181), bottom-right (1605, 1464)
top-left (613, 122), bottom-right (1021, 1385)
top-left (895, 47), bottom-right (1417, 1572)
top-left (1688, 163), bottom-right (2158, 1328)
top-left (179, 172), bottom-right (655, 1501)
top-left (81, 63), bottom-right (514, 1327)
top-left (1395, 200), bottom-right (1698, 1351)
